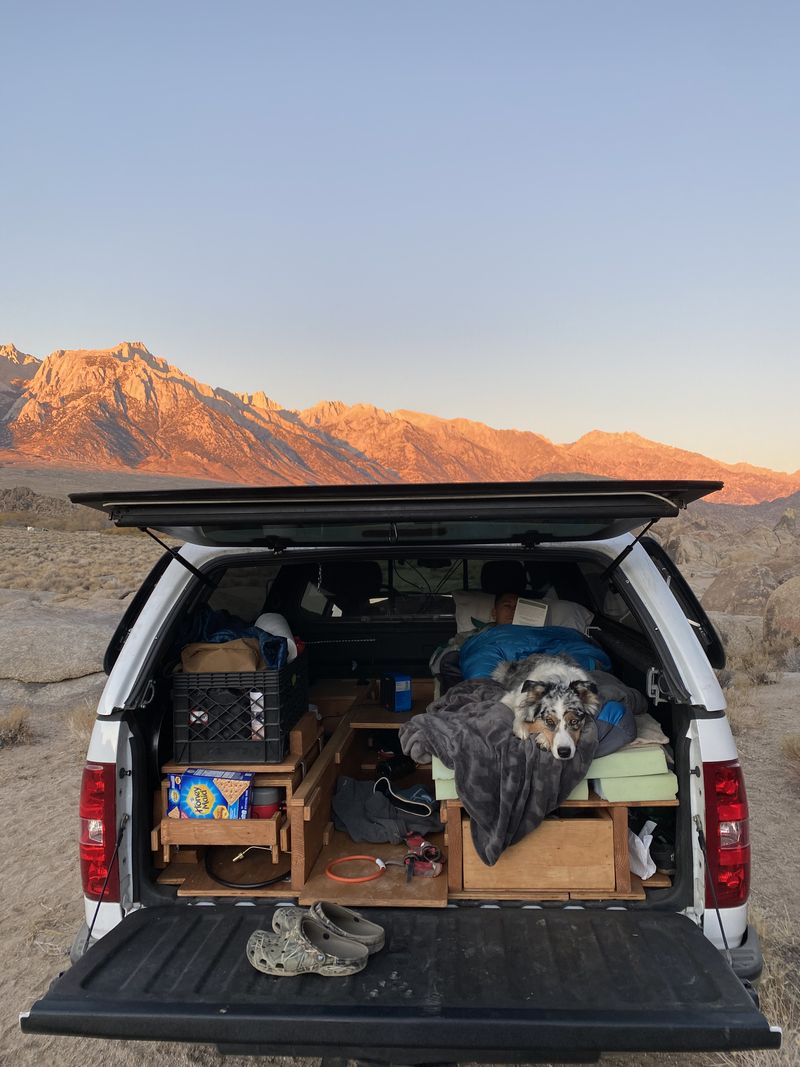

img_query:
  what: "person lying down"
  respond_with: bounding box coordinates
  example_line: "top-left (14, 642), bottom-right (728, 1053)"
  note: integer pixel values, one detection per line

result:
top-left (430, 588), bottom-right (594, 684)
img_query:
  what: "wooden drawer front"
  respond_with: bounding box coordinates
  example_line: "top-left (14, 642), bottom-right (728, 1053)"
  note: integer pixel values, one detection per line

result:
top-left (161, 812), bottom-right (284, 848)
top-left (462, 814), bottom-right (615, 891)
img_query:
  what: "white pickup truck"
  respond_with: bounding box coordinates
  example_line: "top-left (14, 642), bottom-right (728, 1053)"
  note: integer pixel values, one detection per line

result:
top-left (22, 480), bottom-right (780, 1062)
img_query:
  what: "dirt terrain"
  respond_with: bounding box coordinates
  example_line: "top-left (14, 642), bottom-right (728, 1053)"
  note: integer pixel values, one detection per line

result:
top-left (0, 518), bottom-right (798, 1067)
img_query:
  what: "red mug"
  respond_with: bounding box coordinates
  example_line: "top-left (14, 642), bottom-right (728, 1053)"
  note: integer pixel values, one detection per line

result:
top-left (251, 786), bottom-right (284, 820)
top-left (251, 802), bottom-right (281, 820)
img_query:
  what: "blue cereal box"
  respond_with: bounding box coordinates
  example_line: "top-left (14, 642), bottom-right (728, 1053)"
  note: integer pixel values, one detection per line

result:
top-left (167, 767), bottom-right (254, 820)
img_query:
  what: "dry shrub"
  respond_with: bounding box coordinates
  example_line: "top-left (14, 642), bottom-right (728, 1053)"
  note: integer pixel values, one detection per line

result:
top-left (782, 733), bottom-right (800, 768)
top-left (66, 700), bottom-right (96, 748)
top-left (728, 641), bottom-right (785, 687)
top-left (24, 899), bottom-right (77, 960)
top-left (0, 525), bottom-right (164, 598)
top-left (0, 509), bottom-right (108, 532)
top-left (0, 706), bottom-right (32, 748)
top-left (725, 680), bottom-right (765, 736)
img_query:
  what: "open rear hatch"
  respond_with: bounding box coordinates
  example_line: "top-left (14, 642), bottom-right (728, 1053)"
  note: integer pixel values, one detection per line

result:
top-left (70, 479), bottom-right (722, 547)
top-left (22, 906), bottom-right (778, 1060)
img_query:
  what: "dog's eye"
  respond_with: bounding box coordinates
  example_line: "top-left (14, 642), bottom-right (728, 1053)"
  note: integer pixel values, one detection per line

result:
top-left (569, 719), bottom-right (582, 729)
top-left (545, 718), bottom-right (557, 729)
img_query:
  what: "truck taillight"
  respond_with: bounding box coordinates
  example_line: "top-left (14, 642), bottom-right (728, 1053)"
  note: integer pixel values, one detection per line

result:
top-left (703, 759), bottom-right (750, 909)
top-left (79, 762), bottom-right (120, 902)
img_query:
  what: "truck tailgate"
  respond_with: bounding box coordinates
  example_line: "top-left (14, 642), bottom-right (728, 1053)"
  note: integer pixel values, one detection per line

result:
top-left (22, 906), bottom-right (779, 1061)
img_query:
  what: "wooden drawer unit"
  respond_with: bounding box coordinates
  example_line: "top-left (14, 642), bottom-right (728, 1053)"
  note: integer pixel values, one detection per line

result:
top-left (461, 811), bottom-right (615, 892)
top-left (160, 809), bottom-right (286, 854)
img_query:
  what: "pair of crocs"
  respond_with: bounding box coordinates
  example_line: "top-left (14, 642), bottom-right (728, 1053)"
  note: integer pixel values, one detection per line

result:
top-left (246, 902), bottom-right (384, 977)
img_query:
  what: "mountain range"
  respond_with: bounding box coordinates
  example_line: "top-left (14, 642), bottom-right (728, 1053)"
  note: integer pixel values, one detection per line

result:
top-left (1, 341), bottom-right (798, 505)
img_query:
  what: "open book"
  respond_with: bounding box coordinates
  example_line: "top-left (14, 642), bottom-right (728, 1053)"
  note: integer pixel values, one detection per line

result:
top-left (512, 596), bottom-right (548, 627)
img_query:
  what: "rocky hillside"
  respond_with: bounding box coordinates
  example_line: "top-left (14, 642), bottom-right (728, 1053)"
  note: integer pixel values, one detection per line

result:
top-left (0, 344), bottom-right (40, 428)
top-left (302, 403), bottom-right (800, 504)
top-left (0, 486), bottom-right (110, 531)
top-left (562, 431), bottom-right (800, 505)
top-left (2, 343), bottom-right (390, 485)
top-left (2, 341), bottom-right (799, 502)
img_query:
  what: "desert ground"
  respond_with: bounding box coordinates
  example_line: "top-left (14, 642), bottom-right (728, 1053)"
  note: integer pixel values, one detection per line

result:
top-left (1, 486), bottom-right (798, 1067)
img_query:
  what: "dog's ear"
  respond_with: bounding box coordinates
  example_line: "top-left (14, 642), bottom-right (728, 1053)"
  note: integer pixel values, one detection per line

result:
top-left (521, 680), bottom-right (550, 701)
top-left (569, 679), bottom-right (600, 709)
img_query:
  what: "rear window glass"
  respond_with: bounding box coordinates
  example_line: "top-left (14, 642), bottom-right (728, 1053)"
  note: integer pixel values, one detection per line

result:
top-left (203, 559), bottom-right (485, 622)
top-left (207, 562), bottom-right (281, 618)
top-left (312, 559), bottom-right (467, 619)
top-left (199, 556), bottom-right (601, 625)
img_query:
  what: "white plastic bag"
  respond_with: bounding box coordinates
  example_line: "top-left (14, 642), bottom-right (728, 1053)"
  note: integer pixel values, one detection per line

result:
top-left (628, 819), bottom-right (657, 880)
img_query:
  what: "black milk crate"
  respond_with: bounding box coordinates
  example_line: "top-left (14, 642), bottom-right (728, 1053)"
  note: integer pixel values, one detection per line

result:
top-left (172, 650), bottom-right (308, 764)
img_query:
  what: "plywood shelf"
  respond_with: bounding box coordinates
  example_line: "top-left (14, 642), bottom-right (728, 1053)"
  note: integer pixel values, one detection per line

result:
top-left (298, 831), bottom-right (448, 908)
top-left (564, 792), bottom-right (679, 809)
top-left (440, 791), bottom-right (678, 811)
top-left (177, 867), bottom-right (293, 898)
top-left (175, 849), bottom-right (294, 898)
top-left (348, 704), bottom-right (424, 729)
top-left (161, 745), bottom-right (321, 778)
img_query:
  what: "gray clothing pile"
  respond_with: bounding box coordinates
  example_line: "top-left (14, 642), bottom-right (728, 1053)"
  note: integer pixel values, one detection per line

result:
top-left (398, 678), bottom-right (598, 866)
top-left (332, 777), bottom-right (444, 844)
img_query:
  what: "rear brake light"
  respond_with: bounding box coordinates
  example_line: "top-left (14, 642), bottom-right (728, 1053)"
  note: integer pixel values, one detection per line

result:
top-left (79, 762), bottom-right (120, 901)
top-left (703, 760), bottom-right (750, 909)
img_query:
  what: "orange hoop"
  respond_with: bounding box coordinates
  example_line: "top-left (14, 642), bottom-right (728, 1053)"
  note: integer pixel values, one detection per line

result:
top-left (325, 855), bottom-right (385, 883)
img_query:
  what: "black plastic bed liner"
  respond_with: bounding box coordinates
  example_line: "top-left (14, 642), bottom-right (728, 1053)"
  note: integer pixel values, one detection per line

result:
top-left (22, 906), bottom-right (779, 1062)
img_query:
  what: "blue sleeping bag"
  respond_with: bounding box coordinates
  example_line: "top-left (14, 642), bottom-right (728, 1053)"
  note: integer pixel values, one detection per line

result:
top-left (594, 700), bottom-right (636, 756)
top-left (460, 624), bottom-right (612, 680)
top-left (459, 625), bottom-right (633, 757)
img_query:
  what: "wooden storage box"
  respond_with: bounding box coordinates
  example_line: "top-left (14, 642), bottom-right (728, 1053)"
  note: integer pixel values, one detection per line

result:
top-left (461, 811), bottom-right (615, 892)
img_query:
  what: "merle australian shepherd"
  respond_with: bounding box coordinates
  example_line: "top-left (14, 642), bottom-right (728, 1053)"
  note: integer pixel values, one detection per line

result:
top-left (493, 654), bottom-right (600, 759)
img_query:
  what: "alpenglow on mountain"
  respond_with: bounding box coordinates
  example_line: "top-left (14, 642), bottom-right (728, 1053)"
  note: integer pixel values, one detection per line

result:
top-left (1, 341), bottom-right (798, 504)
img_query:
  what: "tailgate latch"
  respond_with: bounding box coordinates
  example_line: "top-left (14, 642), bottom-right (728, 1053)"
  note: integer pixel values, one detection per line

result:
top-left (646, 667), bottom-right (669, 705)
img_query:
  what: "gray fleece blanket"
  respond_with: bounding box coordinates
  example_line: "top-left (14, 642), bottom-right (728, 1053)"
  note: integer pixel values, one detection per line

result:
top-left (398, 678), bottom-right (598, 866)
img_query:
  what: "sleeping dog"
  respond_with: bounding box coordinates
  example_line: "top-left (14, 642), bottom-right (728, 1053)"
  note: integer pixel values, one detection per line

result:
top-left (493, 654), bottom-right (600, 759)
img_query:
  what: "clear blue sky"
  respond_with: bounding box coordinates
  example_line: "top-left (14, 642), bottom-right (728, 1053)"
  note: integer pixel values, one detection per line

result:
top-left (2, 1), bottom-right (798, 472)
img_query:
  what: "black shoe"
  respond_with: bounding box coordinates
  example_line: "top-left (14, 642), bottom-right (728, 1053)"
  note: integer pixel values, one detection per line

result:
top-left (650, 834), bottom-right (676, 875)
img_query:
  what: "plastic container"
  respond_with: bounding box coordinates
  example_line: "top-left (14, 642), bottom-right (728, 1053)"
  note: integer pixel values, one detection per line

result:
top-left (172, 650), bottom-right (308, 764)
top-left (251, 786), bottom-right (284, 819)
top-left (380, 672), bottom-right (412, 712)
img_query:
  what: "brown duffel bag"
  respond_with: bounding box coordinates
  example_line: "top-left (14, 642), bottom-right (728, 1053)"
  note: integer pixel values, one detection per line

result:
top-left (180, 637), bottom-right (264, 673)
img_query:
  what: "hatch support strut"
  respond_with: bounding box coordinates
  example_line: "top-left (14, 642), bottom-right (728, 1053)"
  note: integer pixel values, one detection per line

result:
top-left (602, 518), bottom-right (658, 580)
top-left (140, 528), bottom-right (214, 586)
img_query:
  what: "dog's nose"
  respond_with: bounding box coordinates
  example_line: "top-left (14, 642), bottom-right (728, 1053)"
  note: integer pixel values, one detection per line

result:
top-left (557, 746), bottom-right (572, 759)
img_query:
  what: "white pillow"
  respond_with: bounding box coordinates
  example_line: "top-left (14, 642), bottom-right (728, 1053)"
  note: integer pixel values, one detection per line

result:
top-left (254, 612), bottom-right (298, 661)
top-left (545, 599), bottom-right (594, 634)
top-left (452, 590), bottom-right (495, 633)
top-left (451, 589), bottom-right (593, 634)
